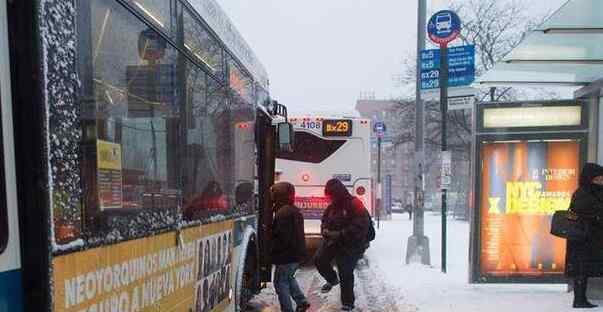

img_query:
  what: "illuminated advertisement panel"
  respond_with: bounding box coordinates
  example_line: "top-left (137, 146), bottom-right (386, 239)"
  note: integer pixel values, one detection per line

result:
top-left (479, 140), bottom-right (579, 279)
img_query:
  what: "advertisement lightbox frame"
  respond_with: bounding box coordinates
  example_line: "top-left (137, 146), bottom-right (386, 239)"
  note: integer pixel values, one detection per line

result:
top-left (470, 100), bottom-right (589, 284)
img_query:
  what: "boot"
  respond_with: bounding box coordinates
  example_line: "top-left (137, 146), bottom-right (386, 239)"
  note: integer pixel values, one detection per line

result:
top-left (320, 280), bottom-right (339, 293)
top-left (573, 278), bottom-right (598, 309)
top-left (296, 302), bottom-right (310, 312)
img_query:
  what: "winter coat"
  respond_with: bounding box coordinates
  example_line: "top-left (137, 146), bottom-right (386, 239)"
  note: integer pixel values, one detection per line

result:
top-left (321, 196), bottom-right (370, 254)
top-left (565, 163), bottom-right (603, 278)
top-left (271, 204), bottom-right (307, 264)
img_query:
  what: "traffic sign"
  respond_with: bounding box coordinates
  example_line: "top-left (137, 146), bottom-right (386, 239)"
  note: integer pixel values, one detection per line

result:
top-left (441, 151), bottom-right (452, 189)
top-left (373, 121), bottom-right (386, 137)
top-left (427, 10), bottom-right (461, 46)
top-left (447, 95), bottom-right (475, 111)
top-left (420, 45), bottom-right (475, 90)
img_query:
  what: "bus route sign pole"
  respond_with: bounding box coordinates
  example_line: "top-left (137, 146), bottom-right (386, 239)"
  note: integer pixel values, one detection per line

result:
top-left (374, 121), bottom-right (386, 230)
top-left (427, 9), bottom-right (461, 274)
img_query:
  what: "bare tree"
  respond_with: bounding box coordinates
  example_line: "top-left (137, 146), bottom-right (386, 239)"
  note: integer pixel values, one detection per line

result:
top-left (390, 0), bottom-right (550, 215)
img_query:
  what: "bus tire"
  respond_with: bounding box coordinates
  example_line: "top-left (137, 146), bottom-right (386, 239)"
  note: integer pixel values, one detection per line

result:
top-left (235, 227), bottom-right (259, 312)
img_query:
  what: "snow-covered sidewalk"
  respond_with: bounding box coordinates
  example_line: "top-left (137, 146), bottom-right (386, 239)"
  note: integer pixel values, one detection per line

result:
top-left (368, 213), bottom-right (581, 312)
top-left (249, 213), bottom-right (588, 312)
top-left (247, 261), bottom-right (415, 312)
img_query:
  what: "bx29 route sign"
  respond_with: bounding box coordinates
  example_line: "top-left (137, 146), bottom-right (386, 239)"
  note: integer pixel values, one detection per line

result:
top-left (427, 10), bottom-right (461, 46)
top-left (420, 45), bottom-right (475, 90)
top-left (322, 119), bottom-right (353, 137)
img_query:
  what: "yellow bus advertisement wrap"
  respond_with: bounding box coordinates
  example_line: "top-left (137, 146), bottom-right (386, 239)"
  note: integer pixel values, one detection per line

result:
top-left (52, 220), bottom-right (234, 312)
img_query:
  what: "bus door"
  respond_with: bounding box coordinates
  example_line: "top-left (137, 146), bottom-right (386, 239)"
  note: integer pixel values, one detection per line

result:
top-left (256, 109), bottom-right (276, 283)
top-left (0, 0), bottom-right (23, 310)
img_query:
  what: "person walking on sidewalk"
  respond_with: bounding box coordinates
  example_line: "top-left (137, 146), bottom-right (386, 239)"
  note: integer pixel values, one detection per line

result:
top-left (315, 179), bottom-right (371, 311)
top-left (270, 182), bottom-right (311, 312)
top-left (566, 163), bottom-right (603, 309)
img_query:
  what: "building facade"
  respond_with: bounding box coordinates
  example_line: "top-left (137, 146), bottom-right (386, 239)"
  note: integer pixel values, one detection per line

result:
top-left (356, 99), bottom-right (415, 211)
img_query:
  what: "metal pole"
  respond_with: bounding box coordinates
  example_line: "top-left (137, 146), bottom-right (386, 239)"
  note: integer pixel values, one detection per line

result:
top-left (439, 45), bottom-right (448, 274)
top-left (406, 0), bottom-right (430, 265)
top-left (377, 136), bottom-right (382, 229)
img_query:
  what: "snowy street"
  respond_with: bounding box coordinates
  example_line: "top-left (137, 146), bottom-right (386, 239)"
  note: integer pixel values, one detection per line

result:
top-left (249, 213), bottom-right (584, 312)
top-left (247, 259), bottom-right (415, 312)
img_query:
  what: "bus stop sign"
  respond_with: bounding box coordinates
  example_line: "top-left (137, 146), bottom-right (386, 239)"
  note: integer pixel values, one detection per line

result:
top-left (427, 10), bottom-right (461, 46)
top-left (373, 121), bottom-right (386, 137)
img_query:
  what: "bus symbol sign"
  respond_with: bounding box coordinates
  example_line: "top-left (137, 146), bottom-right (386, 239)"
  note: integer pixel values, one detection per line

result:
top-left (373, 122), bottom-right (386, 137)
top-left (427, 10), bottom-right (461, 46)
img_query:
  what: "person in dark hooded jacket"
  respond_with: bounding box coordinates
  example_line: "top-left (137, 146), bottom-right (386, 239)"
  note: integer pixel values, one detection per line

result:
top-left (314, 179), bottom-right (370, 311)
top-left (270, 182), bottom-right (310, 312)
top-left (566, 163), bottom-right (603, 309)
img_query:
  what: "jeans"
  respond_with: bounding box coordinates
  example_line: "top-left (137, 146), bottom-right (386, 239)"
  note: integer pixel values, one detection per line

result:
top-left (274, 263), bottom-right (308, 312)
top-left (314, 242), bottom-right (363, 307)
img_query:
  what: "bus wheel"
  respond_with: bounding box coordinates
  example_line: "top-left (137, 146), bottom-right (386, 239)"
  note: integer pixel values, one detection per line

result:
top-left (239, 243), bottom-right (258, 310)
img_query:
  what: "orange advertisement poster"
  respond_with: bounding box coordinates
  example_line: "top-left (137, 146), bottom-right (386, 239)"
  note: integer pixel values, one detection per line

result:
top-left (479, 141), bottom-right (579, 278)
top-left (52, 220), bottom-right (234, 312)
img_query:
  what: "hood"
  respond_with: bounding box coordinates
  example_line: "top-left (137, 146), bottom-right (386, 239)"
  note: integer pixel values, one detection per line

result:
top-left (271, 182), bottom-right (295, 207)
top-left (579, 163), bottom-right (603, 188)
top-left (325, 178), bottom-right (352, 204)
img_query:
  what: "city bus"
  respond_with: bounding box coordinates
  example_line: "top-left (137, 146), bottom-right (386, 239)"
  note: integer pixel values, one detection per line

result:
top-left (0, 0), bottom-right (291, 311)
top-left (276, 117), bottom-right (372, 248)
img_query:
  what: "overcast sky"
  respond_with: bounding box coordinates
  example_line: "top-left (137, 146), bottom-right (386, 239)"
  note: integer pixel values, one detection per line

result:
top-left (215, 0), bottom-right (568, 115)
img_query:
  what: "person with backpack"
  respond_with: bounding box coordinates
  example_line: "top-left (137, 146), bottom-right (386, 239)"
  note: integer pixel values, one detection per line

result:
top-left (314, 178), bottom-right (373, 311)
top-left (270, 182), bottom-right (311, 312)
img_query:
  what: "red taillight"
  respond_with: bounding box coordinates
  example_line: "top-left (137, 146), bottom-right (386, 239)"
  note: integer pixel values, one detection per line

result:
top-left (302, 174), bottom-right (310, 182)
top-left (356, 186), bottom-right (366, 196)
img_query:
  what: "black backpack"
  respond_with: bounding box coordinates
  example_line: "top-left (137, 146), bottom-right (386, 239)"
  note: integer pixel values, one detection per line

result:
top-left (367, 214), bottom-right (376, 242)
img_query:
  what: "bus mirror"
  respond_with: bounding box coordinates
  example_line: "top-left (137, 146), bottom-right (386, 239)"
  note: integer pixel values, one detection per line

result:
top-left (278, 122), bottom-right (294, 152)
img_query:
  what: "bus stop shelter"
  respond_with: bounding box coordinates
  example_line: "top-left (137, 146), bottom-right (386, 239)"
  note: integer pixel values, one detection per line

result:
top-left (479, 0), bottom-right (603, 293)
top-left (481, 0), bottom-right (603, 172)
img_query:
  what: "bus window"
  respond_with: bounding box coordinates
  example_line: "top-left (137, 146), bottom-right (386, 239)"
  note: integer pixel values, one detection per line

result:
top-left (74, 0), bottom-right (253, 237)
top-left (182, 6), bottom-right (224, 77)
top-left (127, 0), bottom-right (174, 34)
top-left (277, 131), bottom-right (345, 164)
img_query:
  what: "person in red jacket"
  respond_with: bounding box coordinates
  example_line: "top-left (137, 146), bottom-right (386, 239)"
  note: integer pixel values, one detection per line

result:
top-left (271, 182), bottom-right (310, 312)
top-left (315, 179), bottom-right (370, 311)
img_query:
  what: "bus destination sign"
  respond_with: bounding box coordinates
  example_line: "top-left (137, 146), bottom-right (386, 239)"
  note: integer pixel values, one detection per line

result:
top-left (322, 119), bottom-right (353, 137)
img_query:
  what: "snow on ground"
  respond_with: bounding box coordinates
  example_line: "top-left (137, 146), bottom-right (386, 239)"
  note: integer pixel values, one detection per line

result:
top-left (368, 213), bottom-right (578, 312)
top-left (248, 261), bottom-right (415, 312)
top-left (250, 212), bottom-right (590, 312)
